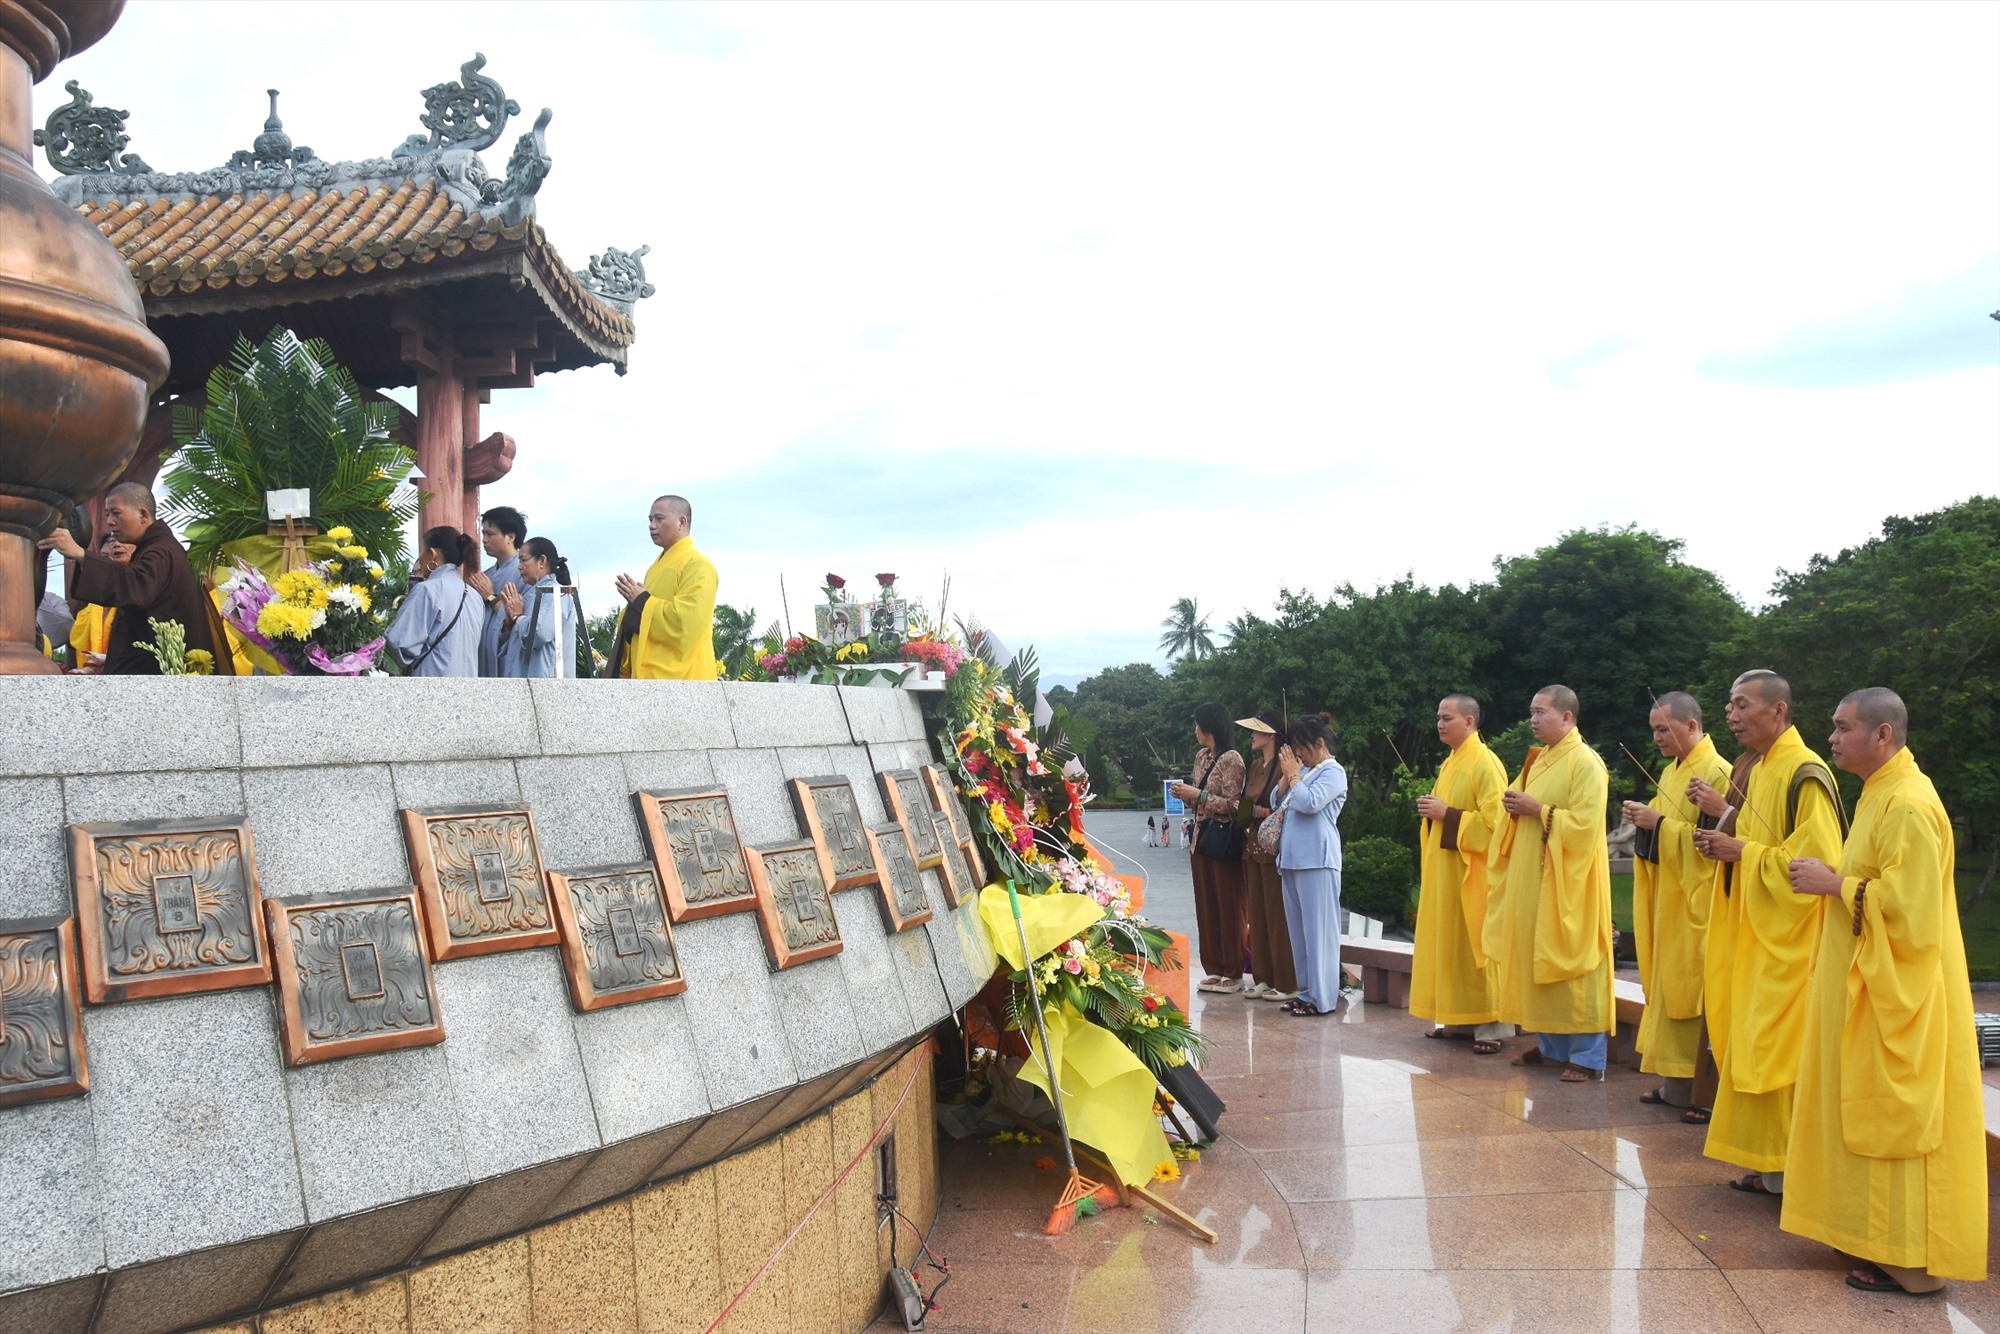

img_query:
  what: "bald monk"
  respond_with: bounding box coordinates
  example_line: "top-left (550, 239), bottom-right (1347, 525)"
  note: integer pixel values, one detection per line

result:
top-left (1781, 688), bottom-right (1986, 1293)
top-left (1687, 669), bottom-right (1842, 1197)
top-left (39, 483), bottom-right (229, 675)
top-left (612, 494), bottom-right (719, 680)
top-left (1487, 685), bottom-right (1615, 1081)
top-left (1411, 694), bottom-right (1510, 1053)
top-left (1621, 691), bottom-right (1729, 1113)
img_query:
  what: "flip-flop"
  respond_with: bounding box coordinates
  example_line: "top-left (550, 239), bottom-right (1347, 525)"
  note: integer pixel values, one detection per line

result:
top-left (1639, 1087), bottom-right (1672, 1105)
top-left (1510, 1049), bottom-right (1546, 1067)
top-left (1471, 1039), bottom-right (1504, 1055)
top-left (1728, 1173), bottom-right (1778, 1196)
top-left (1558, 1066), bottom-right (1601, 1083)
top-left (1681, 1107), bottom-right (1712, 1125)
top-left (1845, 1265), bottom-right (1943, 1296)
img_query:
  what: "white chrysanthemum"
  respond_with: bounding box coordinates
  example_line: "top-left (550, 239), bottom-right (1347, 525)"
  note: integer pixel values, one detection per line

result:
top-left (326, 586), bottom-right (365, 612)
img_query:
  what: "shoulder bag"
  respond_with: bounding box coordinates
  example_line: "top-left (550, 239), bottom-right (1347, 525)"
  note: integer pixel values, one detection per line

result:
top-left (1193, 750), bottom-right (1246, 863)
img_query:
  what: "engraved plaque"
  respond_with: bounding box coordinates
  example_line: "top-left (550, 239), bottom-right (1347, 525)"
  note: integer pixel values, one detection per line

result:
top-left (400, 805), bottom-right (558, 959)
top-left (869, 826), bottom-right (935, 933)
top-left (634, 789), bottom-right (759, 922)
top-left (747, 841), bottom-right (843, 969)
top-left (0, 917), bottom-right (90, 1106)
top-left (879, 769), bottom-right (945, 869)
top-left (68, 818), bottom-right (272, 1003)
top-left (549, 864), bottom-right (686, 1010)
top-left (930, 813), bottom-right (975, 908)
top-left (921, 764), bottom-right (975, 847)
top-left (265, 891), bottom-right (444, 1067)
top-left (788, 777), bottom-right (880, 893)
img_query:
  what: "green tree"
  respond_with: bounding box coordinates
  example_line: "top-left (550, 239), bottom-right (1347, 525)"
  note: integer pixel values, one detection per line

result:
top-left (712, 603), bottom-right (761, 678)
top-left (1481, 527), bottom-right (1747, 783)
top-left (1158, 596), bottom-right (1216, 662)
top-left (1706, 496), bottom-right (2000, 889)
top-left (1072, 662), bottom-right (1182, 792)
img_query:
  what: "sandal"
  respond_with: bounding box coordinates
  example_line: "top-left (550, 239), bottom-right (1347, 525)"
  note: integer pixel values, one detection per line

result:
top-left (1197, 976), bottom-right (1235, 993)
top-left (1845, 1264), bottom-right (1943, 1296)
top-left (1558, 1066), bottom-right (1601, 1083)
top-left (1727, 1173), bottom-right (1778, 1196)
top-left (1510, 1049), bottom-right (1547, 1067)
top-left (1470, 1039), bottom-right (1503, 1055)
top-left (1425, 1028), bottom-right (1471, 1041)
top-left (1638, 1087), bottom-right (1672, 1105)
top-left (1287, 1004), bottom-right (1332, 1018)
top-left (1681, 1107), bottom-right (1711, 1125)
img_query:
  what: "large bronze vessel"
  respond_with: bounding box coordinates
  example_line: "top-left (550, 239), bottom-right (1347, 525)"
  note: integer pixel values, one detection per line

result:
top-left (0, 0), bottom-right (168, 674)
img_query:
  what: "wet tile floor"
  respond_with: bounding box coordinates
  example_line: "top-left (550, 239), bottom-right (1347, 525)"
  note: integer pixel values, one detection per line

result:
top-left (879, 990), bottom-right (2000, 1333)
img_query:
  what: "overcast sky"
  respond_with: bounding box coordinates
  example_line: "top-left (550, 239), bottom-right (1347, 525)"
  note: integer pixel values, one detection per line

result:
top-left (48, 1), bottom-right (2000, 682)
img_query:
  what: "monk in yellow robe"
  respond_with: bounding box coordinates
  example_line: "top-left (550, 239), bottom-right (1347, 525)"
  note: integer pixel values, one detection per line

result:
top-left (612, 494), bottom-right (719, 680)
top-left (1487, 685), bottom-right (1615, 1080)
top-left (1782, 688), bottom-right (1986, 1294)
top-left (1620, 691), bottom-right (1728, 1112)
top-left (1688, 669), bottom-right (1842, 1196)
top-left (1412, 693), bottom-right (1509, 1053)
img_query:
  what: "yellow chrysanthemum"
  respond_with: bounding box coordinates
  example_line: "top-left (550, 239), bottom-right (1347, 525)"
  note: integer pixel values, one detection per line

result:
top-left (257, 602), bottom-right (316, 641)
top-left (339, 545), bottom-right (367, 561)
top-left (184, 649), bottom-right (214, 676)
top-left (325, 561), bottom-right (343, 575)
top-left (366, 564), bottom-right (384, 579)
top-left (325, 526), bottom-right (353, 542)
top-left (346, 585), bottom-right (371, 612)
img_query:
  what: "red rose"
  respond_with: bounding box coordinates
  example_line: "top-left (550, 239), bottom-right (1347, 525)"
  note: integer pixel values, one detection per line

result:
top-left (825, 573), bottom-right (846, 589)
top-left (875, 572), bottom-right (897, 587)
top-left (1142, 996), bottom-right (1160, 1011)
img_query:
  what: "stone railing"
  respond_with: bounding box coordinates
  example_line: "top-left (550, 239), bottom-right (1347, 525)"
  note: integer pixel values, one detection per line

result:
top-left (0, 677), bottom-right (992, 1334)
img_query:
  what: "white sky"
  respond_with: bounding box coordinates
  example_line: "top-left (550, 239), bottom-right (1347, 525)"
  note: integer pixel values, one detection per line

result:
top-left (48, 1), bottom-right (2000, 681)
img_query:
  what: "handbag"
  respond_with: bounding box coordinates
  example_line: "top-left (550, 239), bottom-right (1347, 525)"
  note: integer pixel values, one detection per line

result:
top-left (1256, 802), bottom-right (1285, 857)
top-left (1191, 750), bottom-right (1245, 862)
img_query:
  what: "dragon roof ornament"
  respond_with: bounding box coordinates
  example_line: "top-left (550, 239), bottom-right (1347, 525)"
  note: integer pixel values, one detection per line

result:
top-left (38, 56), bottom-right (554, 227)
top-left (575, 245), bottom-right (656, 312)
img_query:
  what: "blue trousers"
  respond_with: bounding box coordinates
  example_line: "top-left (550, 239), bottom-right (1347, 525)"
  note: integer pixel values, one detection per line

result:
top-left (1280, 866), bottom-right (1342, 1013)
top-left (1537, 1030), bottom-right (1609, 1072)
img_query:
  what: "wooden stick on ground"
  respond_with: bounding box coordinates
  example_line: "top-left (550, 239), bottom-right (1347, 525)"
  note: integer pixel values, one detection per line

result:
top-left (1002, 1107), bottom-right (1218, 1243)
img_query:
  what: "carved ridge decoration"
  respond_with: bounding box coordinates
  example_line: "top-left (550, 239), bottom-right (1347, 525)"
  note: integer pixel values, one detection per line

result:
top-left (67, 818), bottom-right (272, 1003)
top-left (633, 788), bottom-right (760, 922)
top-left (264, 891), bottom-right (444, 1067)
top-left (400, 805), bottom-right (559, 959)
top-left (746, 841), bottom-right (844, 969)
top-left (878, 769), bottom-right (944, 870)
top-left (787, 777), bottom-right (881, 894)
top-left (0, 917), bottom-right (89, 1107)
top-left (549, 864), bottom-right (686, 1010)
top-left (869, 825), bottom-right (936, 935)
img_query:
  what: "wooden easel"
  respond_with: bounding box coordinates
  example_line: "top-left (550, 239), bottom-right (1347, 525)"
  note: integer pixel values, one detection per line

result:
top-left (268, 515), bottom-right (318, 573)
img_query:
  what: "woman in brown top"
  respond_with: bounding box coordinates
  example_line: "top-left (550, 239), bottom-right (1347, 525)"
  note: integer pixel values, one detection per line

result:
top-left (1239, 707), bottom-right (1299, 1001)
top-left (1169, 701), bottom-right (1248, 993)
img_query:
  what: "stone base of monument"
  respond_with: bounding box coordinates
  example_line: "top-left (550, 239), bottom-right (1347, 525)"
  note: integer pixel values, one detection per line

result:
top-left (0, 677), bottom-right (989, 1334)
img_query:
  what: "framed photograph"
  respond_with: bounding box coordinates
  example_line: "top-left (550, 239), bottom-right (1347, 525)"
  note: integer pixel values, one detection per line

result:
top-left (633, 788), bottom-right (760, 922)
top-left (66, 817), bottom-right (271, 1003)
top-left (400, 805), bottom-right (558, 959)
top-left (548, 863), bottom-right (687, 1010)
top-left (264, 889), bottom-right (443, 1067)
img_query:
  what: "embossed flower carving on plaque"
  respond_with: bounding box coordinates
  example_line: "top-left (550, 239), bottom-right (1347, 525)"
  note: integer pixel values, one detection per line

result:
top-left (67, 818), bottom-right (272, 1002)
top-left (400, 805), bottom-right (558, 959)
top-left (264, 891), bottom-right (444, 1066)
top-left (870, 825), bottom-right (935, 933)
top-left (788, 776), bottom-right (880, 894)
top-left (747, 841), bottom-right (844, 968)
top-left (878, 769), bottom-right (944, 870)
top-left (548, 864), bottom-right (687, 1010)
top-left (633, 788), bottom-right (759, 922)
top-left (0, 917), bottom-right (89, 1106)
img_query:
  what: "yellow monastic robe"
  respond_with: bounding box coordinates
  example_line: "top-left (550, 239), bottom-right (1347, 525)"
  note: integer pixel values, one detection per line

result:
top-left (68, 604), bottom-right (115, 664)
top-left (1484, 727), bottom-right (1614, 1034)
top-left (1411, 733), bottom-right (1508, 1026)
top-left (1781, 748), bottom-right (1986, 1279)
top-left (618, 539), bottom-right (720, 680)
top-left (1632, 733), bottom-right (1730, 1079)
top-left (1703, 725), bottom-right (1841, 1173)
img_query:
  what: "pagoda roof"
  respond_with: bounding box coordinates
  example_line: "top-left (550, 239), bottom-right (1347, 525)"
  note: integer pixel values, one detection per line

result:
top-left (37, 57), bottom-right (654, 398)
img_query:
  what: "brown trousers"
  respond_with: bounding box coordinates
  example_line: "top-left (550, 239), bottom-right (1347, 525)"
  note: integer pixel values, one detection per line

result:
top-left (1244, 854), bottom-right (1297, 992)
top-left (1189, 847), bottom-right (1247, 979)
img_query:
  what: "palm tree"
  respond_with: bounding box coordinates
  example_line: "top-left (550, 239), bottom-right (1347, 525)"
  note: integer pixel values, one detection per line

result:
top-left (1158, 597), bottom-right (1216, 661)
top-left (711, 603), bottom-right (761, 677)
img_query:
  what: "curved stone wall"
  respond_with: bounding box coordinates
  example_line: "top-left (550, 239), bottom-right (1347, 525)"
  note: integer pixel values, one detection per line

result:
top-left (0, 678), bottom-right (993, 1334)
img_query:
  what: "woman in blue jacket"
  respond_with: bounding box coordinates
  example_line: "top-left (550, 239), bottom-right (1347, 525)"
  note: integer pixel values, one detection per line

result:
top-left (1274, 713), bottom-right (1349, 1017)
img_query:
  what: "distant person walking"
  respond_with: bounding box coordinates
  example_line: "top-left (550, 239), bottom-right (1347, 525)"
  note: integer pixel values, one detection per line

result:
top-left (1146, 815), bottom-right (1158, 847)
top-left (1275, 713), bottom-right (1349, 1017)
top-left (1168, 702), bottom-right (1247, 995)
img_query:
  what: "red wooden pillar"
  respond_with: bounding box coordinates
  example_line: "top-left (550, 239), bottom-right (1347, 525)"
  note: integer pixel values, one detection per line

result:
top-left (414, 366), bottom-right (465, 552)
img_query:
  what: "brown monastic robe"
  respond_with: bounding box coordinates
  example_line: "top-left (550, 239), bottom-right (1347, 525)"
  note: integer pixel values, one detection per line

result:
top-left (68, 519), bottom-right (224, 675)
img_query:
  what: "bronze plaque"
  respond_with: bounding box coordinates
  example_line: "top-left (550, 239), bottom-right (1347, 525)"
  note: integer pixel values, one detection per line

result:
top-left (870, 826), bottom-right (935, 934)
top-left (878, 769), bottom-right (944, 870)
top-left (929, 813), bottom-right (977, 909)
top-left (0, 917), bottom-right (90, 1106)
top-left (67, 818), bottom-right (271, 1003)
top-left (788, 777), bottom-right (880, 894)
top-left (549, 864), bottom-right (686, 1010)
top-left (921, 764), bottom-right (975, 847)
top-left (264, 891), bottom-right (443, 1067)
top-left (400, 806), bottom-right (558, 959)
top-left (634, 788), bottom-right (759, 922)
top-left (747, 841), bottom-right (843, 969)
